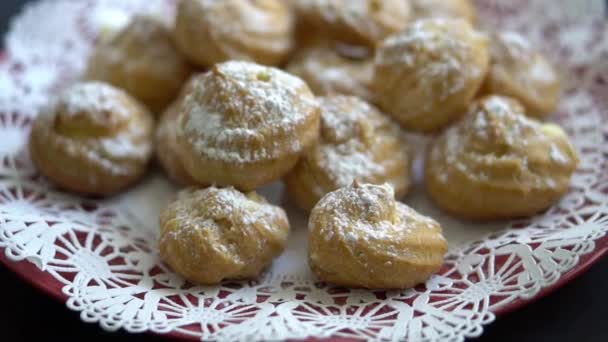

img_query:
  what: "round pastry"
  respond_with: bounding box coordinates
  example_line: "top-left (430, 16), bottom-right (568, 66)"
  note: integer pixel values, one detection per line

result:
top-left (174, 0), bottom-right (294, 68)
top-left (286, 46), bottom-right (374, 101)
top-left (285, 95), bottom-right (411, 211)
top-left (174, 61), bottom-right (320, 191)
top-left (481, 31), bottom-right (561, 119)
top-left (295, 0), bottom-right (411, 47)
top-left (425, 95), bottom-right (578, 221)
top-left (409, 0), bottom-right (476, 23)
top-left (85, 16), bottom-right (193, 114)
top-left (308, 182), bottom-right (448, 289)
top-left (159, 186), bottom-right (290, 285)
top-left (29, 82), bottom-right (154, 195)
top-left (373, 18), bottom-right (489, 132)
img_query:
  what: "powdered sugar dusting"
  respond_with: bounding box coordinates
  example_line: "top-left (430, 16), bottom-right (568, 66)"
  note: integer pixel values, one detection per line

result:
top-left (59, 81), bottom-right (130, 120)
top-left (299, 0), bottom-right (410, 43)
top-left (195, 187), bottom-right (279, 227)
top-left (287, 47), bottom-right (373, 100)
top-left (315, 96), bottom-right (394, 187)
top-left (195, 0), bottom-right (292, 42)
top-left (51, 81), bottom-right (153, 165)
top-left (179, 61), bottom-right (317, 163)
top-left (319, 96), bottom-right (371, 141)
top-left (164, 186), bottom-right (285, 242)
top-left (550, 144), bottom-right (569, 164)
top-left (312, 183), bottom-right (397, 241)
top-left (435, 96), bottom-right (577, 188)
top-left (377, 18), bottom-right (486, 106)
top-left (31, 81), bottom-right (153, 184)
top-left (99, 133), bottom-right (150, 159)
top-left (310, 183), bottom-right (436, 251)
top-left (320, 142), bottom-right (384, 187)
top-left (492, 31), bottom-right (558, 85)
top-left (462, 96), bottom-right (537, 151)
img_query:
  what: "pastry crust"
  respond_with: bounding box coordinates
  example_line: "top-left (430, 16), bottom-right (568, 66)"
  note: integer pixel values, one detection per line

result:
top-left (174, 0), bottom-right (294, 68)
top-left (29, 82), bottom-right (154, 195)
top-left (425, 95), bottom-right (578, 221)
top-left (286, 46), bottom-right (374, 102)
top-left (159, 186), bottom-right (290, 285)
top-left (285, 96), bottom-right (411, 211)
top-left (295, 0), bottom-right (411, 47)
top-left (481, 31), bottom-right (561, 119)
top-left (155, 76), bottom-right (201, 186)
top-left (308, 182), bottom-right (448, 289)
top-left (85, 16), bottom-right (193, 114)
top-left (409, 0), bottom-right (476, 23)
top-left (174, 61), bottom-right (320, 191)
top-left (156, 102), bottom-right (197, 186)
top-left (373, 18), bottom-right (489, 132)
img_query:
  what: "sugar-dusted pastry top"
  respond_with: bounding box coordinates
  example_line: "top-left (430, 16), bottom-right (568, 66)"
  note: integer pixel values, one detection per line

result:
top-left (177, 61), bottom-right (319, 164)
top-left (29, 81), bottom-right (154, 195)
top-left (308, 182), bottom-right (447, 288)
top-left (314, 96), bottom-right (407, 187)
top-left (85, 15), bottom-right (192, 113)
top-left (431, 96), bottom-right (576, 187)
top-left (35, 82), bottom-right (153, 172)
top-left (173, 60), bottom-right (320, 190)
top-left (373, 18), bottom-right (489, 131)
top-left (375, 18), bottom-right (486, 103)
top-left (287, 45), bottom-right (374, 101)
top-left (310, 183), bottom-right (435, 242)
top-left (425, 95), bottom-right (578, 220)
top-left (159, 186), bottom-right (290, 284)
top-left (295, 0), bottom-right (411, 47)
top-left (285, 95), bottom-right (410, 211)
top-left (481, 31), bottom-right (561, 118)
top-left (174, 0), bottom-right (294, 67)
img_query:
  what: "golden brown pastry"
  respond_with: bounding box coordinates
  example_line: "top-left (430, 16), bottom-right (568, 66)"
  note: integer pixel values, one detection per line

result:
top-left (155, 75), bottom-right (200, 186)
top-left (286, 46), bottom-right (374, 101)
top-left (425, 95), bottom-right (578, 221)
top-left (295, 0), bottom-right (411, 47)
top-left (156, 102), bottom-right (197, 186)
top-left (174, 61), bottom-right (320, 191)
top-left (481, 31), bottom-right (561, 119)
top-left (174, 0), bottom-right (294, 68)
top-left (373, 18), bottom-right (489, 132)
top-left (285, 95), bottom-right (411, 211)
top-left (159, 186), bottom-right (290, 285)
top-left (29, 82), bottom-right (154, 195)
top-left (308, 182), bottom-right (448, 289)
top-left (85, 16), bottom-right (193, 114)
top-left (409, 0), bottom-right (476, 23)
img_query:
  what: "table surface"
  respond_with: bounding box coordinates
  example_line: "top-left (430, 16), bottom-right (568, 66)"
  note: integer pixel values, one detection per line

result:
top-left (1, 1), bottom-right (607, 341)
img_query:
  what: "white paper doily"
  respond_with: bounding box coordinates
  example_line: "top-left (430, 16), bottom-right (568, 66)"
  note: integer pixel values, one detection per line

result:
top-left (0, 0), bottom-right (607, 341)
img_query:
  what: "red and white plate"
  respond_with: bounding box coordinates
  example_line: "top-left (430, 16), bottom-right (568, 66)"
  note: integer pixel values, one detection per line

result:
top-left (0, 0), bottom-right (607, 341)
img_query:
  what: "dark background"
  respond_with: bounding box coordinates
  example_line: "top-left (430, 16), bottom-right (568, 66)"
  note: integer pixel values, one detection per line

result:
top-left (0, 1), bottom-right (607, 341)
